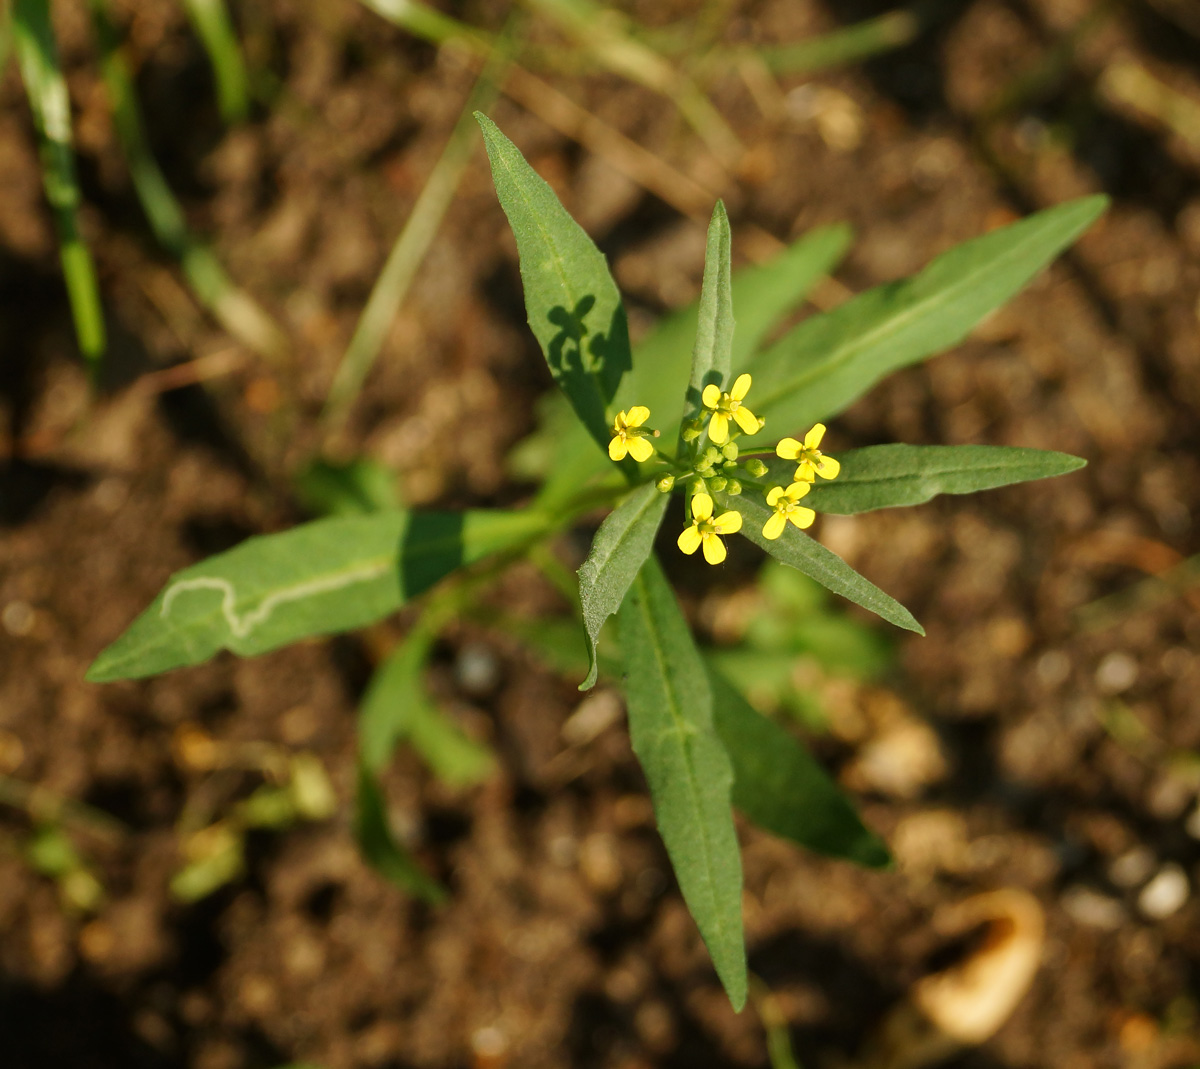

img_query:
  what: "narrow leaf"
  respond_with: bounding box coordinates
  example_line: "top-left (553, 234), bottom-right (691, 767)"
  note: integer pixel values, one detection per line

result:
top-left (718, 491), bottom-right (923, 635)
top-left (180, 0), bottom-right (249, 123)
top-left (13, 0), bottom-right (105, 360)
top-left (477, 113), bottom-right (632, 451)
top-left (796, 444), bottom-right (1088, 514)
top-left (748, 196), bottom-right (1108, 436)
top-left (686, 200), bottom-right (734, 413)
top-left (355, 764), bottom-right (445, 902)
top-left (293, 457), bottom-right (401, 516)
top-left (708, 667), bottom-right (889, 867)
top-left (360, 631), bottom-right (493, 786)
top-left (578, 481), bottom-right (669, 690)
top-left (87, 509), bottom-right (547, 681)
top-left (618, 557), bottom-right (747, 1009)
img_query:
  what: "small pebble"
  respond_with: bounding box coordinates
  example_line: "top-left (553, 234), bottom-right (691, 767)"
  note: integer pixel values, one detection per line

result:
top-left (1137, 864), bottom-right (1189, 920)
top-left (1095, 651), bottom-right (1138, 694)
top-left (454, 642), bottom-right (501, 697)
top-left (1062, 885), bottom-right (1125, 930)
top-left (1035, 650), bottom-right (1071, 687)
top-left (2, 601), bottom-right (35, 637)
top-left (1108, 846), bottom-right (1155, 889)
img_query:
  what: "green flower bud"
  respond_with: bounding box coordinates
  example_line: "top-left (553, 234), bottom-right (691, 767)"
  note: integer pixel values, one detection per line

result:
top-left (709, 476), bottom-right (728, 492)
top-left (704, 446), bottom-right (721, 466)
top-left (744, 458), bottom-right (768, 477)
top-left (725, 479), bottom-right (742, 496)
top-left (681, 425), bottom-right (701, 442)
top-left (656, 475), bottom-right (675, 493)
top-left (721, 442), bottom-right (739, 461)
top-left (722, 460), bottom-right (739, 471)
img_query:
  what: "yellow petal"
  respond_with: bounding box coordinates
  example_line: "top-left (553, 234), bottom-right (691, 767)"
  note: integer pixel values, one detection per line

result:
top-left (609, 436), bottom-right (628, 461)
top-left (815, 454), bottom-right (840, 480)
top-left (701, 533), bottom-right (727, 565)
top-left (677, 525), bottom-right (703, 555)
top-left (804, 423), bottom-right (826, 450)
top-left (714, 510), bottom-right (742, 535)
top-left (701, 384), bottom-right (721, 409)
top-left (626, 406), bottom-right (650, 427)
top-left (731, 373), bottom-right (752, 401)
top-left (627, 436), bottom-right (654, 462)
top-left (708, 411), bottom-right (730, 444)
top-left (776, 437), bottom-right (802, 460)
top-left (785, 480), bottom-right (812, 502)
top-left (794, 460), bottom-right (816, 482)
top-left (788, 507), bottom-right (816, 529)
top-left (691, 493), bottom-right (714, 522)
top-left (762, 512), bottom-right (787, 540)
top-left (766, 485), bottom-right (785, 507)
top-left (732, 405), bottom-right (759, 435)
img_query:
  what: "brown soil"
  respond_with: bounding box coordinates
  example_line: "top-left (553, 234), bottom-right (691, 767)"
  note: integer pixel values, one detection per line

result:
top-left (2, 1), bottom-right (1199, 1068)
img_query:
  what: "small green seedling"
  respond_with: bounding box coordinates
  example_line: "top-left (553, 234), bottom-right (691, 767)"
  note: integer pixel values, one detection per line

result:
top-left (88, 115), bottom-right (1102, 1010)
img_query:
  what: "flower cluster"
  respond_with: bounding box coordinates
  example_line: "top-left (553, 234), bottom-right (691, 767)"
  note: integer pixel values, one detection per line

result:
top-left (607, 375), bottom-right (841, 564)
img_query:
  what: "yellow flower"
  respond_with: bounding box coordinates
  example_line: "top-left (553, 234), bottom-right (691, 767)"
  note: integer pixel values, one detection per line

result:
top-left (700, 373), bottom-right (760, 445)
top-left (776, 423), bottom-right (840, 482)
top-left (677, 493), bottom-right (742, 565)
top-left (762, 483), bottom-right (815, 539)
top-left (609, 406), bottom-right (655, 462)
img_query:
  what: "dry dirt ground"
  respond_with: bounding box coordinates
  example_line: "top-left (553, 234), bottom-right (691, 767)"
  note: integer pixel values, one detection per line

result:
top-left (1, 1), bottom-right (1199, 1067)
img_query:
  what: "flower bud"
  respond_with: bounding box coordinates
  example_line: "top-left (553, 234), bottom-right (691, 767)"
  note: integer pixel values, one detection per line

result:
top-left (656, 475), bottom-right (675, 493)
top-left (722, 460), bottom-right (739, 471)
top-left (681, 424), bottom-right (701, 442)
top-left (704, 446), bottom-right (721, 466)
top-left (725, 479), bottom-right (742, 496)
top-left (721, 442), bottom-right (739, 461)
top-left (744, 459), bottom-right (767, 477)
top-left (708, 476), bottom-right (728, 492)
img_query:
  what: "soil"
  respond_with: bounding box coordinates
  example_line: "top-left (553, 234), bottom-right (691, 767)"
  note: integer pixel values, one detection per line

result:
top-left (2, 1), bottom-right (1199, 1068)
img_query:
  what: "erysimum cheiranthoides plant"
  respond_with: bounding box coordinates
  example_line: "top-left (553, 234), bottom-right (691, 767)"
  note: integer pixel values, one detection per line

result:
top-left (87, 113), bottom-right (1104, 1010)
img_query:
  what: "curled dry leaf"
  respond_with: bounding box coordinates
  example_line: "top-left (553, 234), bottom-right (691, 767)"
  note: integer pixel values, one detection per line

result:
top-left (841, 889), bottom-right (1045, 1069)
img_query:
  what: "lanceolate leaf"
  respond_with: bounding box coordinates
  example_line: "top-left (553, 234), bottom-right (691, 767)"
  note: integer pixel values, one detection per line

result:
top-left (718, 491), bottom-right (923, 635)
top-left (708, 667), bottom-right (889, 867)
top-left (578, 481), bottom-right (669, 690)
top-left (746, 195), bottom-right (1108, 437)
top-left (477, 113), bottom-right (632, 452)
top-left (87, 509), bottom-right (548, 681)
top-left (618, 557), bottom-right (747, 1010)
top-left (686, 201), bottom-right (735, 414)
top-left (794, 444), bottom-right (1088, 514)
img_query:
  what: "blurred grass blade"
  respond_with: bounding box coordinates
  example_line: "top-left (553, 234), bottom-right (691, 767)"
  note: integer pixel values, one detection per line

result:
top-left (356, 763), bottom-right (445, 901)
top-left (521, 0), bottom-right (742, 165)
top-left (86, 508), bottom-right (549, 681)
top-left (748, 195), bottom-right (1108, 437)
top-left (477, 113), bottom-right (633, 452)
top-left (754, 7), bottom-right (922, 76)
top-left (91, 0), bottom-right (285, 360)
top-left (322, 48), bottom-right (508, 427)
top-left (360, 628), bottom-right (493, 786)
top-left (358, 0), bottom-right (491, 53)
top-left (686, 200), bottom-right (734, 417)
top-left (13, 0), bottom-right (106, 362)
top-left (293, 457), bottom-right (401, 516)
top-left (578, 481), bottom-right (669, 690)
top-left (796, 444), bottom-right (1087, 514)
top-left (708, 667), bottom-right (890, 867)
top-left (618, 556), bottom-right (747, 1010)
top-left (718, 489), bottom-right (923, 635)
top-left (180, 0), bottom-right (248, 123)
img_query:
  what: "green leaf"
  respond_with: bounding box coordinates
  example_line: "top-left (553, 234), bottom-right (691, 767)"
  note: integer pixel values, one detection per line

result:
top-left (355, 763), bottom-right (446, 902)
top-left (708, 667), bottom-right (890, 868)
top-left (179, 0), bottom-right (249, 124)
top-left (294, 457), bottom-right (401, 516)
top-left (795, 444), bottom-right (1088, 514)
top-left (686, 200), bottom-right (735, 414)
top-left (618, 557), bottom-right (746, 1009)
top-left (578, 481), bottom-right (669, 690)
top-left (360, 630), bottom-right (493, 786)
top-left (747, 196), bottom-right (1108, 436)
top-left (14, 0), bottom-right (105, 361)
top-left (87, 509), bottom-right (548, 681)
top-left (717, 490), bottom-right (923, 635)
top-left (477, 113), bottom-right (632, 452)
